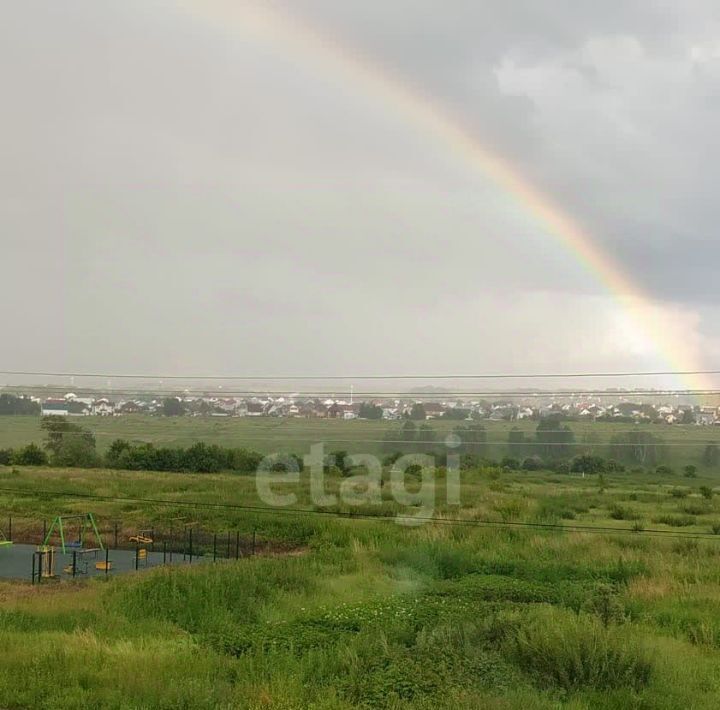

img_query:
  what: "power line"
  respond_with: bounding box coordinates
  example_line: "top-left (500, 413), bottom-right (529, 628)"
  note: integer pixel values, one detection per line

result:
top-left (7, 387), bottom-right (720, 398)
top-left (3, 369), bottom-right (720, 381)
top-left (21, 431), bottom-right (720, 447)
top-left (0, 486), bottom-right (718, 541)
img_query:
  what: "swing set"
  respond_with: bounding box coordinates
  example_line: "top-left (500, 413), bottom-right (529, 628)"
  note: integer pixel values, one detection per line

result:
top-left (0, 529), bottom-right (11, 548)
top-left (43, 513), bottom-right (104, 554)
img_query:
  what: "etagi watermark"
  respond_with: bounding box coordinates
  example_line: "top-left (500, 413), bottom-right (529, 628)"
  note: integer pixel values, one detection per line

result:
top-left (255, 435), bottom-right (463, 525)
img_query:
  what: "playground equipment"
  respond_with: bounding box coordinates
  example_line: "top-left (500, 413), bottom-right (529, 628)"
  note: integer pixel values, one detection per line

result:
top-left (130, 529), bottom-right (153, 569)
top-left (62, 548), bottom-right (101, 575)
top-left (43, 513), bottom-right (104, 555)
top-left (35, 545), bottom-right (56, 578)
top-left (0, 529), bottom-right (11, 548)
top-left (129, 531), bottom-right (153, 545)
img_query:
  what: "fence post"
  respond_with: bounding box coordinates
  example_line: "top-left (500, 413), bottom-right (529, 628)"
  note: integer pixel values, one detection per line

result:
top-left (188, 528), bottom-right (193, 564)
top-left (8, 516), bottom-right (11, 541)
top-left (235, 531), bottom-right (240, 560)
top-left (31, 552), bottom-right (36, 585)
top-left (135, 543), bottom-right (139, 571)
top-left (226, 531), bottom-right (230, 559)
top-left (213, 533), bottom-right (217, 562)
top-left (105, 547), bottom-right (109, 577)
top-left (252, 529), bottom-right (256, 556)
top-left (163, 540), bottom-right (167, 565)
top-left (72, 550), bottom-right (77, 578)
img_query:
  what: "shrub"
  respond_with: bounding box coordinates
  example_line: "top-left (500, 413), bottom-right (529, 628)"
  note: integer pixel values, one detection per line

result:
top-left (684, 465), bottom-right (698, 478)
top-left (0, 448), bottom-right (13, 466)
top-left (669, 487), bottom-right (689, 498)
top-left (652, 514), bottom-right (696, 528)
top-left (609, 504), bottom-right (639, 521)
top-left (700, 486), bottom-right (714, 500)
top-left (506, 608), bottom-right (652, 690)
top-left (521, 456), bottom-right (543, 471)
top-left (582, 584), bottom-right (627, 627)
top-left (570, 455), bottom-right (606, 475)
top-left (12, 443), bottom-right (47, 466)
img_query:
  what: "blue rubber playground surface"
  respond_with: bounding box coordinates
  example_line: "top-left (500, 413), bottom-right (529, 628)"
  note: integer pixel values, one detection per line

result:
top-left (0, 543), bottom-right (204, 581)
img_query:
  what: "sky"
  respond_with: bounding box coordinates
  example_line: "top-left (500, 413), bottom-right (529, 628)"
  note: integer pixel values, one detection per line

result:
top-left (1, 1), bottom-right (719, 387)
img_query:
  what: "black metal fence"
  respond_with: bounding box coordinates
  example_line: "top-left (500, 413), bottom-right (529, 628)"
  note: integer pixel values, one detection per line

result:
top-left (0, 514), bottom-right (264, 584)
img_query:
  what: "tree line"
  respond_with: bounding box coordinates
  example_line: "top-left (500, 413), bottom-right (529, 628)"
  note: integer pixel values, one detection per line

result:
top-left (1, 416), bottom-right (719, 476)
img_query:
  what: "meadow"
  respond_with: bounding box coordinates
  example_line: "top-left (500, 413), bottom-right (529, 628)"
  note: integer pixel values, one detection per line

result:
top-left (3, 454), bottom-right (720, 707)
top-left (1, 414), bottom-right (720, 468)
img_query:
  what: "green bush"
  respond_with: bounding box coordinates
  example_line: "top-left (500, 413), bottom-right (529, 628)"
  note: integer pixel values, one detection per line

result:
top-left (12, 443), bottom-right (47, 466)
top-left (609, 504), bottom-right (640, 521)
top-left (652, 514), bottom-right (696, 528)
top-left (506, 608), bottom-right (653, 691)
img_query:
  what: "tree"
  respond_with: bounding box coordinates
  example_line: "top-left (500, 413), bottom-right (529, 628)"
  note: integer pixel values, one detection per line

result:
top-left (610, 430), bottom-right (664, 466)
top-left (401, 420), bottom-right (417, 443)
top-left (162, 397), bottom-right (186, 417)
top-left (570, 454), bottom-right (607, 475)
top-left (41, 416), bottom-right (97, 466)
top-left (442, 408), bottom-right (471, 420)
top-left (703, 444), bottom-right (720, 468)
top-left (106, 439), bottom-right (132, 468)
top-left (358, 402), bottom-right (383, 420)
top-left (680, 409), bottom-right (696, 425)
top-left (408, 403), bottom-right (427, 421)
top-left (13, 443), bottom-right (48, 466)
top-left (0, 394), bottom-right (40, 415)
top-left (507, 427), bottom-right (527, 457)
top-left (535, 418), bottom-right (575, 459)
top-left (417, 423), bottom-right (438, 454)
top-left (683, 465), bottom-right (698, 478)
top-left (453, 423), bottom-right (487, 456)
top-left (521, 456), bottom-right (543, 471)
top-left (54, 436), bottom-right (101, 468)
top-left (700, 485), bottom-right (714, 500)
top-left (0, 448), bottom-right (14, 466)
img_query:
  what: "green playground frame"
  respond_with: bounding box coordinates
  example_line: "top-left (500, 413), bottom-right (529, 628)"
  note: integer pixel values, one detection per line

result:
top-left (43, 513), bottom-right (104, 554)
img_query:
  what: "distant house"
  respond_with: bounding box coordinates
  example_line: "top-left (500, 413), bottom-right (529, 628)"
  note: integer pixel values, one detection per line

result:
top-left (41, 399), bottom-right (69, 417)
top-left (93, 398), bottom-right (115, 416)
top-left (697, 412), bottom-right (716, 426)
top-left (247, 401), bottom-right (264, 416)
top-left (116, 400), bottom-right (146, 415)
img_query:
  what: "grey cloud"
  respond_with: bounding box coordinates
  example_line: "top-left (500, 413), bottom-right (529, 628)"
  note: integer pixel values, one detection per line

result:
top-left (1, 1), bottom-right (718, 376)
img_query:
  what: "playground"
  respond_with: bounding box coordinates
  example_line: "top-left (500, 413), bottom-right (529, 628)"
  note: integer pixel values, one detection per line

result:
top-left (0, 511), bottom-right (260, 583)
top-left (0, 543), bottom-right (194, 581)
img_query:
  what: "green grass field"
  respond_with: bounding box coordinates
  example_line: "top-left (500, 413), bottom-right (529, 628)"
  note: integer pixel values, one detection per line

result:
top-left (4, 456), bottom-right (720, 707)
top-left (2, 414), bottom-right (720, 468)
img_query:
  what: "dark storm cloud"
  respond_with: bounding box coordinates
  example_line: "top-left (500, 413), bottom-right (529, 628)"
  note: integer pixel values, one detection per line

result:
top-left (284, 0), bottom-right (720, 303)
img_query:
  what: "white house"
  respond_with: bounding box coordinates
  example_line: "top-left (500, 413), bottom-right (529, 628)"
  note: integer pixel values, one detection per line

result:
top-left (41, 399), bottom-right (69, 417)
top-left (93, 398), bottom-right (115, 416)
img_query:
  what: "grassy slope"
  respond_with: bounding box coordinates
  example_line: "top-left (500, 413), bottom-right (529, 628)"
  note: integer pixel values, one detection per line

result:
top-left (3, 465), bottom-right (720, 707)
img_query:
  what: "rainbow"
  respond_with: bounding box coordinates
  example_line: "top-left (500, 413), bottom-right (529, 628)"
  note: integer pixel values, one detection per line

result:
top-left (176, 1), bottom-right (709, 393)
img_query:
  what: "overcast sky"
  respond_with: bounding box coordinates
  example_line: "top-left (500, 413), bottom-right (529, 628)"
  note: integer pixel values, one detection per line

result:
top-left (2, 1), bottom-right (719, 386)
